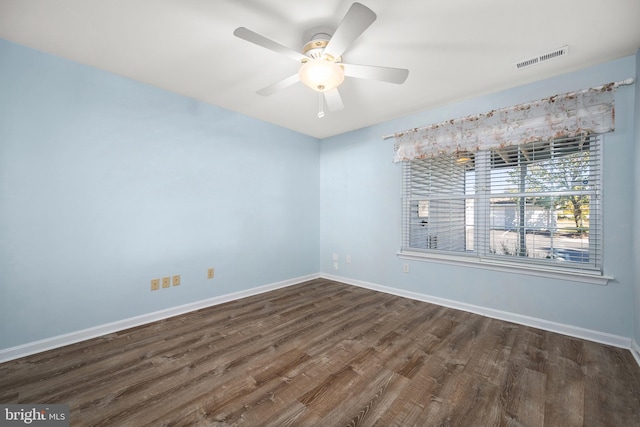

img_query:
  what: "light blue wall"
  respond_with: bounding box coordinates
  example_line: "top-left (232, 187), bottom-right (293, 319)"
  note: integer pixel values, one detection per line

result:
top-left (1, 37), bottom-right (638, 352)
top-left (321, 55), bottom-right (638, 338)
top-left (0, 39), bottom-right (320, 349)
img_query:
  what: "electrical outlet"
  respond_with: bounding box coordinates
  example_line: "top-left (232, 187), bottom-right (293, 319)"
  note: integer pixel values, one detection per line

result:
top-left (333, 261), bottom-right (338, 270)
top-left (207, 268), bottom-right (215, 279)
top-left (403, 263), bottom-right (409, 273)
top-left (162, 277), bottom-right (170, 288)
top-left (172, 275), bottom-right (181, 286)
top-left (151, 278), bottom-right (160, 291)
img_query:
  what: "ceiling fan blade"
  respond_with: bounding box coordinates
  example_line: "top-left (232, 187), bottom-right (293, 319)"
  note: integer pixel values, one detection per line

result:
top-left (234, 27), bottom-right (307, 63)
top-left (323, 3), bottom-right (376, 60)
top-left (256, 74), bottom-right (300, 96)
top-left (323, 88), bottom-right (344, 112)
top-left (342, 63), bottom-right (409, 84)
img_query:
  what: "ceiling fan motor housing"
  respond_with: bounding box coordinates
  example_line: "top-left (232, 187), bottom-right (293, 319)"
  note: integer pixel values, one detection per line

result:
top-left (302, 35), bottom-right (334, 59)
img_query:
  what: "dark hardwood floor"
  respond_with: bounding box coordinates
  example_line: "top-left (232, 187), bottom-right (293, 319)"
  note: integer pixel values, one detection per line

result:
top-left (1, 278), bottom-right (639, 426)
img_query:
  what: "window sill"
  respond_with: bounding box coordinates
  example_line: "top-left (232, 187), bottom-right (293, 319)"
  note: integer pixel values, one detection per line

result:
top-left (397, 250), bottom-right (612, 286)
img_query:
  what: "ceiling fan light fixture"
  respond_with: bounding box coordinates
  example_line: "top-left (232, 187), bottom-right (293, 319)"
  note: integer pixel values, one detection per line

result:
top-left (298, 59), bottom-right (345, 92)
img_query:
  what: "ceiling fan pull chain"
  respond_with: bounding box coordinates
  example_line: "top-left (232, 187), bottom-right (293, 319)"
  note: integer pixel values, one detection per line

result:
top-left (318, 92), bottom-right (325, 118)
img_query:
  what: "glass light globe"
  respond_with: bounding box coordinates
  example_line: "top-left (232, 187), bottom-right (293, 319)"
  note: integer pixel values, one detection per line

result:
top-left (298, 59), bottom-right (345, 92)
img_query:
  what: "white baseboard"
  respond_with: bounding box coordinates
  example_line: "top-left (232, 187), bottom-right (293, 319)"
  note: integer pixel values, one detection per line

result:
top-left (632, 340), bottom-right (640, 368)
top-left (0, 273), bottom-right (319, 364)
top-left (321, 273), bottom-right (633, 350)
top-left (3, 272), bottom-right (637, 368)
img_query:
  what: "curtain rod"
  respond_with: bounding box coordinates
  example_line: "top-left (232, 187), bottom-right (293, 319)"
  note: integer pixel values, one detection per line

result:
top-left (381, 77), bottom-right (635, 140)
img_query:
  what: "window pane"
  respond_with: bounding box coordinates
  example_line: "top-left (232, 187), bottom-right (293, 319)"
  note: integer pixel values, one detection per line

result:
top-left (490, 139), bottom-right (594, 195)
top-left (401, 135), bottom-right (601, 272)
top-left (489, 196), bottom-right (592, 264)
top-left (407, 198), bottom-right (473, 252)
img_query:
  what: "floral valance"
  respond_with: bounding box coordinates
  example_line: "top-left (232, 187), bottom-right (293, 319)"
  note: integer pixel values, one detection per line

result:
top-left (393, 82), bottom-right (617, 162)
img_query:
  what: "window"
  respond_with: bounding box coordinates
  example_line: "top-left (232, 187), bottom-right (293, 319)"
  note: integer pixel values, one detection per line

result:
top-left (401, 135), bottom-right (602, 274)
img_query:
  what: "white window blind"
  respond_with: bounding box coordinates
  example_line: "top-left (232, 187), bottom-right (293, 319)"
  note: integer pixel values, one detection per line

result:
top-left (402, 135), bottom-right (602, 273)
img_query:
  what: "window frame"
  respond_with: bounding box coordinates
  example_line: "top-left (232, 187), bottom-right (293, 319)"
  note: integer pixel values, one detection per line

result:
top-left (399, 135), bottom-right (611, 285)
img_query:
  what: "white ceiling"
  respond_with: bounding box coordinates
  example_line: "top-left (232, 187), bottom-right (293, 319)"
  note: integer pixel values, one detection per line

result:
top-left (1, 0), bottom-right (639, 139)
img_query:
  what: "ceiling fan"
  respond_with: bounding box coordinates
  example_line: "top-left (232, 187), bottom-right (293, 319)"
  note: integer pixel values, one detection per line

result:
top-left (233, 2), bottom-right (409, 117)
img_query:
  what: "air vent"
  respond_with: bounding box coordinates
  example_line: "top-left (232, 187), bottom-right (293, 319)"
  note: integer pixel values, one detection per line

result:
top-left (514, 45), bottom-right (569, 70)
